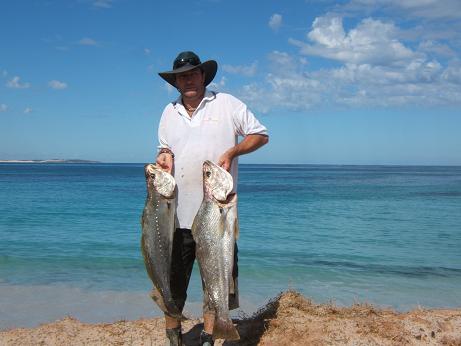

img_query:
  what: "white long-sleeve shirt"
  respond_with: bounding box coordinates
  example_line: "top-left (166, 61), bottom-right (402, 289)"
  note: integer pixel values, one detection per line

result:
top-left (158, 90), bottom-right (268, 229)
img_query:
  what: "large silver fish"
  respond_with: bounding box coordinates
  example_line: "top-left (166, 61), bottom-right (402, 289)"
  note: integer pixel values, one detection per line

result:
top-left (191, 160), bottom-right (240, 341)
top-left (141, 163), bottom-right (184, 320)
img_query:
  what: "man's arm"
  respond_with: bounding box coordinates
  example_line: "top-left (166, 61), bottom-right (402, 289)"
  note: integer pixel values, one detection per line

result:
top-left (218, 134), bottom-right (269, 171)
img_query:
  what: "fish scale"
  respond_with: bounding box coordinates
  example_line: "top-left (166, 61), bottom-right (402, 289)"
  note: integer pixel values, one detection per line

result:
top-left (141, 164), bottom-right (185, 320)
top-left (192, 160), bottom-right (240, 341)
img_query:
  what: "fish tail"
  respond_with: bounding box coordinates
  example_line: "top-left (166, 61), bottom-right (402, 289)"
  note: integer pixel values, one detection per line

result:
top-left (213, 316), bottom-right (240, 341)
top-left (149, 289), bottom-right (187, 321)
top-left (149, 288), bottom-right (168, 312)
top-left (164, 300), bottom-right (188, 321)
top-left (165, 309), bottom-right (188, 321)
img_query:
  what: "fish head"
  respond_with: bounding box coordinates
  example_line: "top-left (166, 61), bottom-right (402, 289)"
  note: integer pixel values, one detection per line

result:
top-left (202, 160), bottom-right (233, 202)
top-left (144, 164), bottom-right (175, 198)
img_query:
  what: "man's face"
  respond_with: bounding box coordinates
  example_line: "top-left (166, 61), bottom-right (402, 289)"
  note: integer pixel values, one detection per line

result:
top-left (175, 68), bottom-right (205, 98)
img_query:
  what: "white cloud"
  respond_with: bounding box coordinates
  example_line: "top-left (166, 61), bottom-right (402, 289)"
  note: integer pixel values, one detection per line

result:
top-left (237, 51), bottom-right (461, 112)
top-left (93, 0), bottom-right (113, 8)
top-left (78, 38), bottom-right (98, 46)
top-left (269, 13), bottom-right (283, 32)
top-left (418, 40), bottom-right (455, 58)
top-left (6, 76), bottom-right (31, 89)
top-left (24, 107), bottom-right (32, 114)
top-left (400, 0), bottom-right (461, 19)
top-left (442, 64), bottom-right (461, 83)
top-left (209, 76), bottom-right (227, 91)
top-left (335, 0), bottom-right (461, 62)
top-left (324, 60), bottom-right (449, 106)
top-left (0, 104), bottom-right (7, 112)
top-left (48, 80), bottom-right (68, 90)
top-left (144, 48), bottom-right (151, 55)
top-left (267, 51), bottom-right (309, 78)
top-left (222, 62), bottom-right (258, 77)
top-left (330, 59), bottom-right (443, 85)
top-left (347, 0), bottom-right (461, 19)
top-left (290, 16), bottom-right (418, 66)
top-left (235, 2), bottom-right (461, 113)
top-left (237, 52), bottom-right (324, 113)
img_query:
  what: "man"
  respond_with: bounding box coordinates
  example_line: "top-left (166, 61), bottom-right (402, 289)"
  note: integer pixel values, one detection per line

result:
top-left (156, 51), bottom-right (268, 346)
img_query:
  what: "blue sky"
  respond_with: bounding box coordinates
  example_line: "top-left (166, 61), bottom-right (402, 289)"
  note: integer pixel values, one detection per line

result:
top-left (1, 0), bottom-right (460, 165)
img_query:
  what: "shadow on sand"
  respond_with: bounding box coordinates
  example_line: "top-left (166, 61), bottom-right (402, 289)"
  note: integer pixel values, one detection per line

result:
top-left (182, 296), bottom-right (281, 346)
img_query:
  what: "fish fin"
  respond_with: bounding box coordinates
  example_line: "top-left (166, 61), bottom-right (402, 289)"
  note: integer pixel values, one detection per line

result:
top-left (229, 277), bottom-right (240, 310)
top-left (149, 288), bottom-right (168, 313)
top-left (213, 316), bottom-right (240, 341)
top-left (234, 216), bottom-right (239, 240)
top-left (229, 276), bottom-right (235, 295)
top-left (149, 289), bottom-right (188, 321)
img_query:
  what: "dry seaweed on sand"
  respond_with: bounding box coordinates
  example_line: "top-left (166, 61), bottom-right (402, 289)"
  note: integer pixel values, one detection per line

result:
top-left (226, 290), bottom-right (461, 346)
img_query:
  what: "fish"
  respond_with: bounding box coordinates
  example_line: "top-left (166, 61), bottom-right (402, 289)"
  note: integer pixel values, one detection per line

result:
top-left (191, 160), bottom-right (240, 341)
top-left (141, 163), bottom-right (185, 320)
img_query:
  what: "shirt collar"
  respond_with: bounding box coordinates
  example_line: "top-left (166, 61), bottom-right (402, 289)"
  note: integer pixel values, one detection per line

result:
top-left (174, 89), bottom-right (216, 107)
top-left (173, 89), bottom-right (216, 120)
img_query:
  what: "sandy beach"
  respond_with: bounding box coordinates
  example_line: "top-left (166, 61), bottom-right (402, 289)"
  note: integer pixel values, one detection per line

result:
top-left (1, 291), bottom-right (460, 345)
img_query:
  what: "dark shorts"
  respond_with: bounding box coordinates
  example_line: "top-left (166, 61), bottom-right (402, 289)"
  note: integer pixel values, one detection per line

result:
top-left (170, 228), bottom-right (239, 313)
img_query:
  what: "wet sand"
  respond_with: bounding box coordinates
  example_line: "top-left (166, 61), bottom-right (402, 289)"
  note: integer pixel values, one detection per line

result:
top-left (1, 291), bottom-right (461, 345)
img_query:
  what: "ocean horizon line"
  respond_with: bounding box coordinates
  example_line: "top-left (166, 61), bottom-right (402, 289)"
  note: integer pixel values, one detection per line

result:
top-left (1, 160), bottom-right (460, 168)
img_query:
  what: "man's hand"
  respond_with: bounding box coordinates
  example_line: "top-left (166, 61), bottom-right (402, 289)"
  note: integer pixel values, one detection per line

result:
top-left (218, 134), bottom-right (268, 172)
top-left (156, 153), bottom-right (173, 174)
top-left (218, 149), bottom-right (236, 172)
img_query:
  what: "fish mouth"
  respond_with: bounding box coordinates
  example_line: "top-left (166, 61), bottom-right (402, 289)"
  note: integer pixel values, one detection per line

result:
top-left (145, 164), bottom-right (176, 198)
top-left (144, 163), bottom-right (156, 177)
top-left (217, 192), bottom-right (237, 207)
top-left (203, 161), bottom-right (233, 202)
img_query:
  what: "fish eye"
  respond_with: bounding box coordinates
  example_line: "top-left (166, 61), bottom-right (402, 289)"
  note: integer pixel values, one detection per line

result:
top-left (206, 171), bottom-right (211, 178)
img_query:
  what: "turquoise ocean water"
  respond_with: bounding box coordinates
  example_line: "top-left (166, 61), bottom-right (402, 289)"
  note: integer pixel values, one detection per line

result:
top-left (1, 163), bottom-right (461, 329)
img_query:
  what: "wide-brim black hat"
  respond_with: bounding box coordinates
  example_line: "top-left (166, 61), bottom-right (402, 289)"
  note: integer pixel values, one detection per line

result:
top-left (158, 51), bottom-right (217, 88)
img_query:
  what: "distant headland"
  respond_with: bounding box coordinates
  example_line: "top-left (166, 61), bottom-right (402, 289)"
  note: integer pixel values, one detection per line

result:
top-left (0, 159), bottom-right (101, 163)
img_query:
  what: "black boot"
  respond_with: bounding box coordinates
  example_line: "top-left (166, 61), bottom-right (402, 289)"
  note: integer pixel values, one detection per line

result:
top-left (200, 330), bottom-right (214, 346)
top-left (165, 327), bottom-right (182, 346)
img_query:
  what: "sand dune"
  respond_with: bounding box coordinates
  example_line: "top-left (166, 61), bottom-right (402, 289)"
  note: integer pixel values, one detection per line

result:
top-left (1, 291), bottom-right (461, 345)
